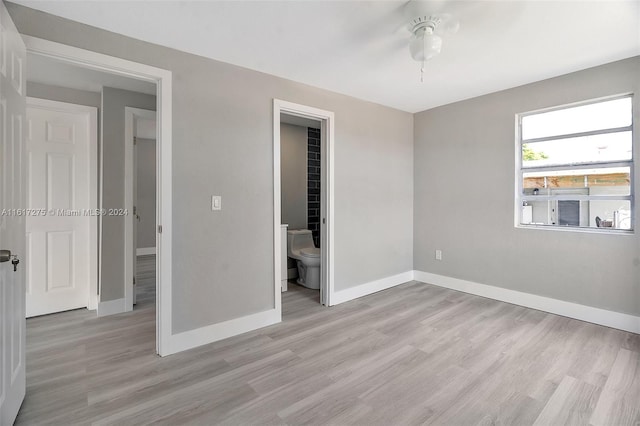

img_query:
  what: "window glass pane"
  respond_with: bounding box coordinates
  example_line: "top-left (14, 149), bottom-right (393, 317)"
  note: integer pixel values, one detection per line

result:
top-left (521, 199), bottom-right (590, 227)
top-left (590, 200), bottom-right (632, 230)
top-left (521, 200), bottom-right (550, 225)
top-left (522, 97), bottom-right (632, 139)
top-left (523, 167), bottom-right (630, 194)
top-left (522, 132), bottom-right (632, 168)
top-left (520, 200), bottom-right (631, 230)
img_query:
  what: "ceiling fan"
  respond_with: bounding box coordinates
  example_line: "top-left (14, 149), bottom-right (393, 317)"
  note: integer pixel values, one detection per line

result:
top-left (404, 0), bottom-right (460, 82)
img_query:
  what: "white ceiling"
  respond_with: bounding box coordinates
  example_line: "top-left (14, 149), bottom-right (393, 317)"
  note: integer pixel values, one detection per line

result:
top-left (27, 53), bottom-right (157, 95)
top-left (15, 1), bottom-right (640, 113)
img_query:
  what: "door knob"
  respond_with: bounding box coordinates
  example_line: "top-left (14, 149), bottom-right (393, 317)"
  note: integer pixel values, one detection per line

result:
top-left (0, 249), bottom-right (11, 263)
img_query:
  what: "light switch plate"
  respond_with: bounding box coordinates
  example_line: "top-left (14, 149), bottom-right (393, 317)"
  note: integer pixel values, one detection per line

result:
top-left (435, 249), bottom-right (442, 261)
top-left (212, 195), bottom-right (222, 211)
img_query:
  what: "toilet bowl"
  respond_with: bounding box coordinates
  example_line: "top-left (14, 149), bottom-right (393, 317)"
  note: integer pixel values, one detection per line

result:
top-left (287, 230), bottom-right (320, 289)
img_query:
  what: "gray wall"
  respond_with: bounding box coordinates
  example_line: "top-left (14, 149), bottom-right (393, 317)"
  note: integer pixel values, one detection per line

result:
top-left (136, 138), bottom-right (156, 249)
top-left (414, 57), bottom-right (640, 316)
top-left (101, 87), bottom-right (156, 301)
top-left (280, 123), bottom-right (307, 231)
top-left (8, 4), bottom-right (414, 333)
top-left (26, 81), bottom-right (101, 108)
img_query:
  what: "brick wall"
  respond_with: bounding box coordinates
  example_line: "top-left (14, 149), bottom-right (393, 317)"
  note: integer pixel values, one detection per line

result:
top-left (307, 128), bottom-right (321, 247)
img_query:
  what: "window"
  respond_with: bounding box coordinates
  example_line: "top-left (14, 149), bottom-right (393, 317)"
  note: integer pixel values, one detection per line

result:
top-left (516, 95), bottom-right (633, 232)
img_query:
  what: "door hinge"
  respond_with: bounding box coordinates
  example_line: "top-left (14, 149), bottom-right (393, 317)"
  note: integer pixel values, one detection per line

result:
top-left (133, 205), bottom-right (137, 215)
top-left (133, 276), bottom-right (136, 285)
top-left (133, 136), bottom-right (137, 145)
top-left (158, 225), bottom-right (162, 234)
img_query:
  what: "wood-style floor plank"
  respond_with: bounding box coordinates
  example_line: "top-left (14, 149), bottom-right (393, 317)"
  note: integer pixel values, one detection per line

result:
top-left (14, 258), bottom-right (640, 425)
top-left (589, 348), bottom-right (640, 426)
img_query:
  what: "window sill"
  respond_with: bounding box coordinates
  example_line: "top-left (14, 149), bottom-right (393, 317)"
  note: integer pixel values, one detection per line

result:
top-left (515, 223), bottom-right (634, 235)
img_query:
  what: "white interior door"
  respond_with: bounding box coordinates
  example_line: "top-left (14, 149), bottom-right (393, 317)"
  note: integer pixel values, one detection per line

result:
top-left (25, 99), bottom-right (96, 317)
top-left (0, 2), bottom-right (27, 423)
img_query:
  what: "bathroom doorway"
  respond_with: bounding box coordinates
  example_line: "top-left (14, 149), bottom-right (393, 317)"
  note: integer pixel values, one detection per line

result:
top-left (273, 100), bottom-right (334, 314)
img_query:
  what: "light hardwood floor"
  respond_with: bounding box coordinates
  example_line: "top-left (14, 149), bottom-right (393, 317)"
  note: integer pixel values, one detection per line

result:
top-left (15, 257), bottom-right (640, 425)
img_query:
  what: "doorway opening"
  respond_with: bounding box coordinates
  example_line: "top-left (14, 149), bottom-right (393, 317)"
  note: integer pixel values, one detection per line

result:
top-left (23, 35), bottom-right (173, 356)
top-left (274, 100), bottom-right (335, 317)
top-left (125, 107), bottom-right (157, 310)
top-left (25, 55), bottom-right (158, 331)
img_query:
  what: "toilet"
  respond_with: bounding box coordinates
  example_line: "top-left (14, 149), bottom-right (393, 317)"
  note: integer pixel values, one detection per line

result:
top-left (287, 229), bottom-right (320, 289)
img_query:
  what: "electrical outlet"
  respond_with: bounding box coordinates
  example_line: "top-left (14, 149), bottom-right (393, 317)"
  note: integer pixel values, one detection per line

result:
top-left (435, 249), bottom-right (442, 261)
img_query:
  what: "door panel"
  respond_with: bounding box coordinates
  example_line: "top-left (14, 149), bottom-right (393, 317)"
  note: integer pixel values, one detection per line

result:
top-left (47, 153), bottom-right (74, 210)
top-left (0, 2), bottom-right (26, 423)
top-left (26, 100), bottom-right (93, 318)
top-left (26, 232), bottom-right (34, 294)
top-left (10, 48), bottom-right (22, 95)
top-left (46, 120), bottom-right (75, 144)
top-left (47, 231), bottom-right (74, 290)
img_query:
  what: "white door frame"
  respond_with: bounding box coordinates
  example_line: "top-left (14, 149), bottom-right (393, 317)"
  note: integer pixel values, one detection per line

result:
top-left (124, 107), bottom-right (156, 310)
top-left (273, 99), bottom-right (335, 309)
top-left (26, 97), bottom-right (99, 313)
top-left (24, 36), bottom-right (174, 356)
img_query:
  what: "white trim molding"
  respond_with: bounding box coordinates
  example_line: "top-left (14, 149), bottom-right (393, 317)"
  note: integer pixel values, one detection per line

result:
top-left (137, 247), bottom-right (157, 256)
top-left (273, 99), bottom-right (335, 310)
top-left (414, 271), bottom-right (640, 335)
top-left (332, 271), bottom-right (414, 306)
top-left (97, 298), bottom-right (126, 317)
top-left (165, 308), bottom-right (280, 356)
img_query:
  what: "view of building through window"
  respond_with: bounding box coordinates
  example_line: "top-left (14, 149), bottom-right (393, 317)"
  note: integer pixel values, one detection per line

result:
top-left (517, 96), bottom-right (633, 231)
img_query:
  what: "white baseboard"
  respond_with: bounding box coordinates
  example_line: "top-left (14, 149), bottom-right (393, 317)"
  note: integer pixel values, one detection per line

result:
top-left (165, 308), bottom-right (281, 355)
top-left (414, 270), bottom-right (640, 335)
top-left (331, 271), bottom-right (414, 306)
top-left (281, 279), bottom-right (288, 292)
top-left (97, 297), bottom-right (126, 317)
top-left (137, 247), bottom-right (156, 256)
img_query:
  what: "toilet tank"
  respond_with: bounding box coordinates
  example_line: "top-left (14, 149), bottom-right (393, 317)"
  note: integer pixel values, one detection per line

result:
top-left (287, 229), bottom-right (314, 252)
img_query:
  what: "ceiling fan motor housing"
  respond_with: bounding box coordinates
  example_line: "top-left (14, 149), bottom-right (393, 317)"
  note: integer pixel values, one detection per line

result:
top-left (408, 15), bottom-right (444, 62)
top-left (408, 15), bottom-right (443, 34)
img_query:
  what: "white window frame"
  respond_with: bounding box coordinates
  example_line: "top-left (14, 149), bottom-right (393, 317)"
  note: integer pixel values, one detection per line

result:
top-left (515, 94), bottom-right (634, 233)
